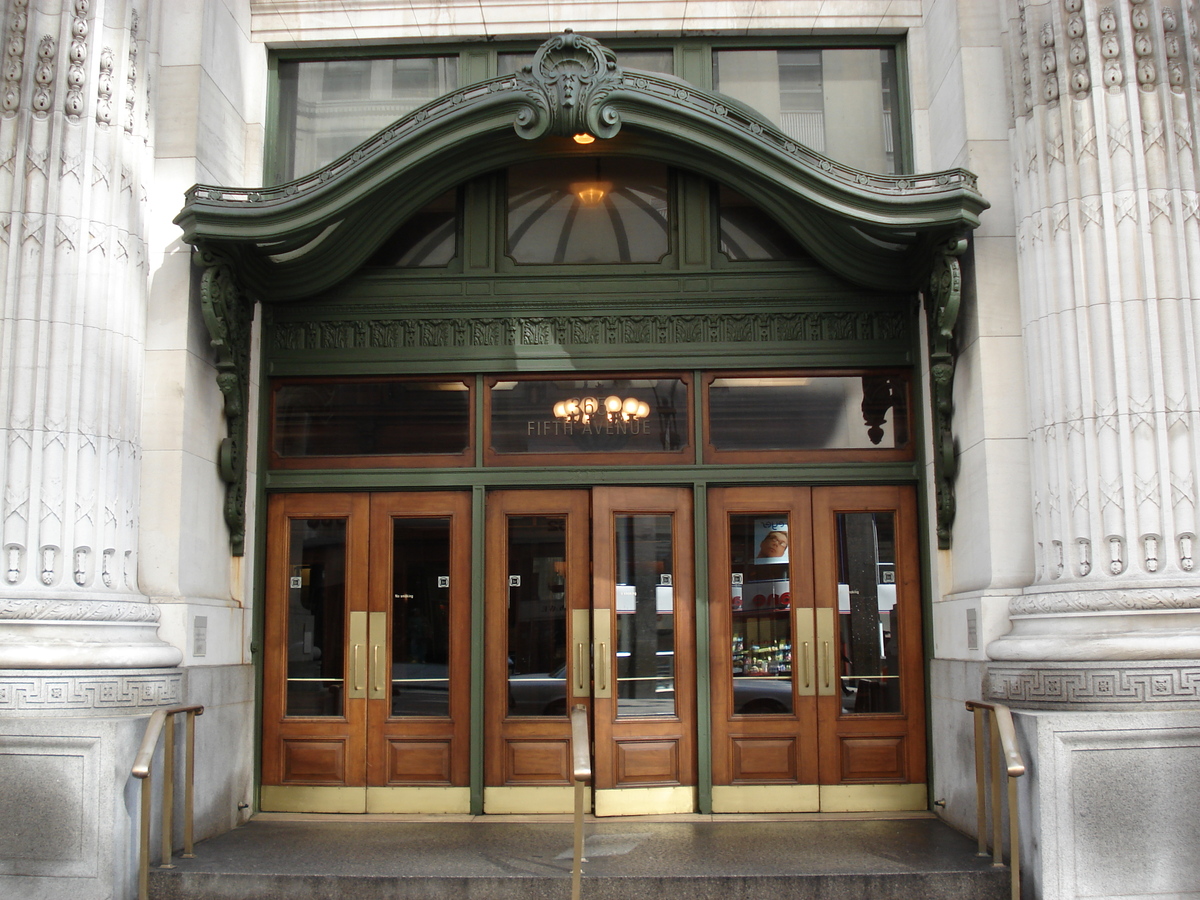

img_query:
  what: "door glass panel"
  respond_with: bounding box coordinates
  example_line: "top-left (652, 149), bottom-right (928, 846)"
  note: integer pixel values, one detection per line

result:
top-left (614, 514), bottom-right (675, 717)
top-left (506, 516), bottom-right (569, 717)
top-left (836, 512), bottom-right (900, 714)
top-left (390, 518), bottom-right (452, 717)
top-left (286, 518), bottom-right (347, 716)
top-left (728, 515), bottom-right (793, 715)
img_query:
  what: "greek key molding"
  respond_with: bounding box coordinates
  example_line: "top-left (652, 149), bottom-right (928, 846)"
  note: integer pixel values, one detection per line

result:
top-left (0, 670), bottom-right (181, 713)
top-left (271, 309), bottom-right (909, 353)
top-left (987, 662), bottom-right (1200, 708)
top-left (0, 597), bottom-right (161, 623)
top-left (1011, 587), bottom-right (1200, 615)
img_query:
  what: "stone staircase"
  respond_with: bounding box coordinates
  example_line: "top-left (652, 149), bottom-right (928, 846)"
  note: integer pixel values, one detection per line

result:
top-left (148, 814), bottom-right (1011, 900)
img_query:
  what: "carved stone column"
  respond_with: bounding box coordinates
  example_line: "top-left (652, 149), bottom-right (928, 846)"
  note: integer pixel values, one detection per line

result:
top-left (0, 0), bottom-right (179, 667)
top-left (988, 0), bottom-right (1200, 698)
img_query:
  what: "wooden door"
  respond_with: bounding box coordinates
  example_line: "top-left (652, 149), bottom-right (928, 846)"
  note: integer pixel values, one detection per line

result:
top-left (591, 486), bottom-right (696, 815)
top-left (484, 488), bottom-right (697, 815)
top-left (261, 492), bottom-right (471, 813)
top-left (811, 485), bottom-right (925, 794)
top-left (708, 485), bottom-right (925, 813)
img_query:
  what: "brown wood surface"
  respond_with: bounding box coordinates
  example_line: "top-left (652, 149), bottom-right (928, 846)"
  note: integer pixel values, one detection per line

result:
top-left (591, 486), bottom-right (696, 791)
top-left (262, 493), bottom-right (370, 788)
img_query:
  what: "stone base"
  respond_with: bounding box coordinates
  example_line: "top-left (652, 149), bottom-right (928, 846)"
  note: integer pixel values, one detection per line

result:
top-left (1012, 708), bottom-right (1200, 900)
top-left (0, 665), bottom-right (254, 900)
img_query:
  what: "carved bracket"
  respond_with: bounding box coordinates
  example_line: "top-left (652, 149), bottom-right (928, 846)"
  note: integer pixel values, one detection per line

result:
top-left (195, 246), bottom-right (255, 556)
top-left (514, 29), bottom-right (624, 141)
top-left (925, 239), bottom-right (967, 549)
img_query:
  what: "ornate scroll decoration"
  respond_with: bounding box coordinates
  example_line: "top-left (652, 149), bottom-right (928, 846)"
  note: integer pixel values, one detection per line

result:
top-left (196, 247), bottom-right (255, 556)
top-left (925, 239), bottom-right (967, 549)
top-left (513, 29), bottom-right (623, 141)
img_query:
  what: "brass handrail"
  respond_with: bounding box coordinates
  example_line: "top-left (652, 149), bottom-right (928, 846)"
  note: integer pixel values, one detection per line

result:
top-left (570, 704), bottom-right (592, 900)
top-left (965, 700), bottom-right (1025, 900)
top-left (132, 704), bottom-right (205, 900)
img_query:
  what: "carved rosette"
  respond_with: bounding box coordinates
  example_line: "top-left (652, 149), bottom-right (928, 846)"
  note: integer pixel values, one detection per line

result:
top-left (924, 240), bottom-right (966, 550)
top-left (196, 247), bottom-right (255, 556)
top-left (513, 29), bottom-right (623, 140)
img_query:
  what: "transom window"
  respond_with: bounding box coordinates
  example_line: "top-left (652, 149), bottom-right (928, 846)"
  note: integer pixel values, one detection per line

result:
top-left (268, 371), bottom-right (912, 469)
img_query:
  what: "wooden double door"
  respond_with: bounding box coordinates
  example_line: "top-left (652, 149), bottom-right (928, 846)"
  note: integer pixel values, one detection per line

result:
top-left (260, 484), bottom-right (923, 815)
top-left (484, 487), bottom-right (697, 815)
top-left (261, 492), bottom-right (473, 813)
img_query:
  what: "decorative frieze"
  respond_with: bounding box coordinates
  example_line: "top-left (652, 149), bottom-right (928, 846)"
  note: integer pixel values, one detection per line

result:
top-left (0, 670), bottom-right (181, 714)
top-left (1, 0), bottom-right (29, 115)
top-left (271, 309), bottom-right (910, 353)
top-left (64, 0), bottom-right (89, 119)
top-left (987, 662), bottom-right (1200, 708)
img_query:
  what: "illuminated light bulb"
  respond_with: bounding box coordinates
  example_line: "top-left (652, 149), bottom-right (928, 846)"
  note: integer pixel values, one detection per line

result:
top-left (635, 401), bottom-right (650, 419)
top-left (605, 395), bottom-right (623, 414)
top-left (581, 397), bottom-right (599, 417)
top-left (553, 401), bottom-right (568, 418)
top-left (573, 133), bottom-right (596, 144)
top-left (622, 397), bottom-right (640, 418)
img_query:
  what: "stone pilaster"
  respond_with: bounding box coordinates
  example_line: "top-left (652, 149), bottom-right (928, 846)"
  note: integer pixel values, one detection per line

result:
top-left (988, 0), bottom-right (1200, 668)
top-left (0, 0), bottom-right (179, 667)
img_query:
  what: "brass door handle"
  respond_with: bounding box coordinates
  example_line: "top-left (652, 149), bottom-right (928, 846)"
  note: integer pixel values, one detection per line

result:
top-left (368, 611), bottom-right (387, 700)
top-left (802, 642), bottom-right (811, 689)
top-left (348, 611), bottom-right (368, 699)
top-left (822, 641), bottom-right (831, 690)
top-left (595, 642), bottom-right (610, 695)
top-left (592, 609), bottom-right (612, 699)
top-left (815, 608), bottom-right (837, 697)
top-left (571, 609), bottom-right (590, 696)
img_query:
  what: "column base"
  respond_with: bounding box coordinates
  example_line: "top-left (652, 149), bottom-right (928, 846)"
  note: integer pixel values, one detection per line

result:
top-left (0, 598), bottom-right (183, 668)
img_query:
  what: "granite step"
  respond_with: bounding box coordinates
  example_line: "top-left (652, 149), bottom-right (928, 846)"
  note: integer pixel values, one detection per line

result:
top-left (148, 813), bottom-right (1010, 900)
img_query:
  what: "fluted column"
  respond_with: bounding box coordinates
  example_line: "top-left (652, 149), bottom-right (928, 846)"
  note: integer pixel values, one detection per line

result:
top-left (0, 0), bottom-right (179, 667)
top-left (989, 0), bottom-right (1200, 668)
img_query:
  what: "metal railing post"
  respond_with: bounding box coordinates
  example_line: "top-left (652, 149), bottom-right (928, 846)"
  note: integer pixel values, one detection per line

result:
top-left (570, 704), bottom-right (592, 900)
top-left (132, 705), bottom-right (204, 900)
top-left (965, 700), bottom-right (1026, 900)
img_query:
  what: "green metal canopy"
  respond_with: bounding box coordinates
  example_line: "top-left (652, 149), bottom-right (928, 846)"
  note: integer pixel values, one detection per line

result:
top-left (176, 30), bottom-right (988, 300)
top-left (177, 31), bottom-right (986, 557)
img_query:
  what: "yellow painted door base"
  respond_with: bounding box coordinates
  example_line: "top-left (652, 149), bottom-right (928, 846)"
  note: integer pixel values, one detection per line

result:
top-left (594, 786), bottom-right (696, 817)
top-left (261, 785), bottom-right (472, 814)
top-left (484, 785), bottom-right (578, 815)
top-left (711, 783), bottom-right (926, 813)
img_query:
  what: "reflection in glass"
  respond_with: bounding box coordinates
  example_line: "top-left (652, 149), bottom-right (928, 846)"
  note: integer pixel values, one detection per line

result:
top-left (708, 375), bottom-right (909, 452)
top-left (390, 518), bottom-right (452, 717)
top-left (274, 56), bottom-right (459, 182)
top-left (728, 514), bottom-right (793, 715)
top-left (717, 186), bottom-right (807, 262)
top-left (836, 512), bottom-right (900, 714)
top-left (712, 48), bottom-right (901, 174)
top-left (368, 190), bottom-right (457, 267)
top-left (506, 516), bottom-right (569, 717)
top-left (614, 515), bottom-right (676, 717)
top-left (507, 158), bottom-right (669, 264)
top-left (286, 519), bottom-right (347, 716)
top-left (490, 377), bottom-right (688, 455)
top-left (273, 379), bottom-right (470, 459)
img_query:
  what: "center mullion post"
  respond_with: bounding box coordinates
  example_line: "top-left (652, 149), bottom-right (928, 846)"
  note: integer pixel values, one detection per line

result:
top-left (470, 374), bottom-right (486, 814)
top-left (692, 368), bottom-right (712, 814)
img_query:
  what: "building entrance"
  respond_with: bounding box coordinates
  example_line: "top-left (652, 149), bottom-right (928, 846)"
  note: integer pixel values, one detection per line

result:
top-left (259, 485), bottom-right (925, 815)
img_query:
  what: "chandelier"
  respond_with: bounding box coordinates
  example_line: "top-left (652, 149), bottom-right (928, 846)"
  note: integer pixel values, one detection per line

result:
top-left (553, 394), bottom-right (650, 425)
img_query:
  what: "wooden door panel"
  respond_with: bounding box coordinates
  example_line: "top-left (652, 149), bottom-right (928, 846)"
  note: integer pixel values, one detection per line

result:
top-left (592, 487), bottom-right (696, 791)
top-left (485, 490), bottom-right (590, 788)
top-left (707, 486), bottom-right (818, 788)
top-left (812, 485), bottom-right (926, 787)
top-left (262, 493), bottom-right (369, 789)
top-left (366, 492), bottom-right (471, 787)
